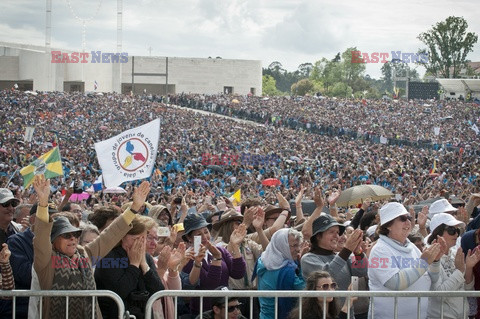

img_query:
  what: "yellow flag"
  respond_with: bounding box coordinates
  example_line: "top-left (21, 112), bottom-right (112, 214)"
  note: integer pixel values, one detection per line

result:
top-left (230, 189), bottom-right (241, 206)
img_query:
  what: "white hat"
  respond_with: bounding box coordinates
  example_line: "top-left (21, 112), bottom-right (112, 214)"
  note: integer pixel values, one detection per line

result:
top-left (366, 225), bottom-right (378, 237)
top-left (429, 213), bottom-right (465, 233)
top-left (428, 199), bottom-right (457, 218)
top-left (379, 202), bottom-right (409, 225)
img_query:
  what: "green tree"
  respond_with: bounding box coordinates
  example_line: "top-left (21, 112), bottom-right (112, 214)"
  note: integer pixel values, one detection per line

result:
top-left (297, 63), bottom-right (314, 78)
top-left (262, 75), bottom-right (279, 96)
top-left (341, 47), bottom-right (366, 89)
top-left (418, 16), bottom-right (478, 78)
top-left (291, 79), bottom-right (314, 96)
top-left (330, 82), bottom-right (353, 97)
top-left (380, 62), bottom-right (394, 93)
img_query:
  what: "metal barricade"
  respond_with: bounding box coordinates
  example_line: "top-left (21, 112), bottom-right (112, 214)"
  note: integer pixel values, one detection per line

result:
top-left (0, 290), bottom-right (127, 319)
top-left (144, 290), bottom-right (480, 319)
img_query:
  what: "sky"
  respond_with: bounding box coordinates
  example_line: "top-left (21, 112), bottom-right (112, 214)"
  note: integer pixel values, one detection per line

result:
top-left (1, 0), bottom-right (479, 79)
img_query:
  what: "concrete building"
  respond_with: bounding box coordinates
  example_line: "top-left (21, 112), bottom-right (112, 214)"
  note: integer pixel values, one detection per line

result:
top-left (0, 42), bottom-right (262, 95)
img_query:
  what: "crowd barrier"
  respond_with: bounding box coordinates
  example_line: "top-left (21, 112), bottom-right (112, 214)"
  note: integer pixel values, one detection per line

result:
top-left (145, 290), bottom-right (480, 319)
top-left (2, 289), bottom-right (480, 319)
top-left (0, 290), bottom-right (127, 319)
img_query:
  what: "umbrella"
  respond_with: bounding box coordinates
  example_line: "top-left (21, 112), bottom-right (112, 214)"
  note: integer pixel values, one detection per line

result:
top-left (69, 192), bottom-right (90, 202)
top-left (103, 187), bottom-right (127, 194)
top-left (336, 185), bottom-right (393, 207)
top-left (262, 178), bottom-right (281, 187)
top-left (232, 99), bottom-right (240, 104)
top-left (99, 125), bottom-right (108, 131)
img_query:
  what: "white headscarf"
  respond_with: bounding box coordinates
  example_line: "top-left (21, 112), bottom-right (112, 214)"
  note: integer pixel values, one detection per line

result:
top-left (261, 228), bottom-right (294, 270)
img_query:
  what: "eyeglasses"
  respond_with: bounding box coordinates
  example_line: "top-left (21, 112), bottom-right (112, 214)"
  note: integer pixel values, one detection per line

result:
top-left (398, 215), bottom-right (412, 222)
top-left (289, 243), bottom-right (301, 249)
top-left (147, 235), bottom-right (159, 242)
top-left (445, 226), bottom-right (460, 236)
top-left (1, 200), bottom-right (19, 208)
top-left (223, 303), bottom-right (242, 312)
top-left (317, 283), bottom-right (337, 290)
top-left (60, 232), bottom-right (81, 240)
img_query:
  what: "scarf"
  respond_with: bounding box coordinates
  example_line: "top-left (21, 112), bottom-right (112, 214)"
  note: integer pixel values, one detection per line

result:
top-left (49, 248), bottom-right (97, 319)
top-left (261, 228), bottom-right (295, 270)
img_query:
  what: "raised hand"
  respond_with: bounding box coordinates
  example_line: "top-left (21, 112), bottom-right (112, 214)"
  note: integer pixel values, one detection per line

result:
top-left (252, 207), bottom-right (265, 230)
top-left (421, 242), bottom-right (442, 265)
top-left (276, 192), bottom-right (290, 210)
top-left (131, 181), bottom-right (151, 211)
top-left (33, 175), bottom-right (50, 206)
top-left (243, 207), bottom-right (256, 228)
top-left (344, 229), bottom-right (363, 252)
top-left (466, 248), bottom-right (480, 269)
top-left (230, 223), bottom-right (247, 246)
top-left (0, 244), bottom-right (11, 263)
top-left (313, 187), bottom-right (325, 208)
top-left (168, 242), bottom-right (186, 270)
top-left (328, 190), bottom-right (341, 206)
top-left (454, 247), bottom-right (466, 272)
top-left (156, 245), bottom-right (172, 272)
top-left (417, 208), bottom-right (428, 228)
top-left (204, 241), bottom-right (222, 259)
top-left (295, 186), bottom-right (305, 207)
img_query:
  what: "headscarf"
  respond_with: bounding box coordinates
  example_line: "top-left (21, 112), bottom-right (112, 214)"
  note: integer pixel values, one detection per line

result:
top-left (261, 228), bottom-right (294, 270)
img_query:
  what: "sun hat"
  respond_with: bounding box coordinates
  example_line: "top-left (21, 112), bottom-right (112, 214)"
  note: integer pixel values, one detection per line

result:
top-left (50, 216), bottom-right (82, 242)
top-left (428, 199), bottom-right (457, 218)
top-left (379, 202), bottom-right (409, 225)
top-left (0, 188), bottom-right (19, 205)
top-left (212, 209), bottom-right (243, 231)
top-left (182, 213), bottom-right (212, 241)
top-left (311, 214), bottom-right (345, 239)
top-left (429, 212), bottom-right (465, 233)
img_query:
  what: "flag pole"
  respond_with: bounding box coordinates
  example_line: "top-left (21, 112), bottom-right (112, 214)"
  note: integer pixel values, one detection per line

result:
top-left (4, 168), bottom-right (19, 188)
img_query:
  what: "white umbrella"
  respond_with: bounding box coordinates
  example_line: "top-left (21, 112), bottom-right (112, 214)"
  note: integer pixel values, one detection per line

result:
top-left (336, 185), bottom-right (393, 207)
top-left (103, 187), bottom-right (127, 194)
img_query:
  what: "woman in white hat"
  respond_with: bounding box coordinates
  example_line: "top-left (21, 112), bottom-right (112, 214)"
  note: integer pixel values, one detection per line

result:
top-left (368, 202), bottom-right (443, 319)
top-left (426, 213), bottom-right (480, 319)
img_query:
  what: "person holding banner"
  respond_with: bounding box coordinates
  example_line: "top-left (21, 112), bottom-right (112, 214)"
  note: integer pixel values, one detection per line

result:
top-left (32, 174), bottom-right (151, 319)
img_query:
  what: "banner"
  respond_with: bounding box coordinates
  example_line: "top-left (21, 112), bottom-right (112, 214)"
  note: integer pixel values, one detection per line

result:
top-left (433, 127), bottom-right (440, 136)
top-left (94, 119), bottom-right (160, 188)
top-left (24, 126), bottom-right (35, 142)
top-left (380, 136), bottom-right (388, 144)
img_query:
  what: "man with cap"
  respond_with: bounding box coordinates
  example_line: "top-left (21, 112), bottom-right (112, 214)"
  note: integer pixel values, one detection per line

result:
top-left (0, 188), bottom-right (21, 240)
top-left (195, 286), bottom-right (247, 319)
top-left (6, 203), bottom-right (57, 319)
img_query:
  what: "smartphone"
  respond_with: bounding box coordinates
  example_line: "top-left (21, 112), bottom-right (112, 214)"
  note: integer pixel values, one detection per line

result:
top-left (194, 236), bottom-right (201, 256)
top-left (157, 227), bottom-right (171, 237)
top-left (351, 276), bottom-right (359, 291)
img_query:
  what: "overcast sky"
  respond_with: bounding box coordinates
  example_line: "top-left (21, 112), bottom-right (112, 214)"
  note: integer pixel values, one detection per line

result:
top-left (1, 0), bottom-right (479, 79)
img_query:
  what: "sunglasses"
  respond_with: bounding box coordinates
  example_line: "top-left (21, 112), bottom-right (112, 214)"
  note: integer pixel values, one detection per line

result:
top-left (317, 282), bottom-right (337, 290)
top-left (1, 200), bottom-right (19, 208)
top-left (398, 215), bottom-right (412, 222)
top-left (445, 226), bottom-right (460, 236)
top-left (60, 232), bottom-right (81, 240)
top-left (224, 304), bottom-right (242, 312)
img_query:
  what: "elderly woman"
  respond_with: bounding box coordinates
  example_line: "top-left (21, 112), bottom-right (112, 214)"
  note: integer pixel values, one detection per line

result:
top-left (368, 202), bottom-right (442, 319)
top-left (256, 228), bottom-right (305, 319)
top-left (95, 215), bottom-right (164, 319)
top-left (32, 175), bottom-right (151, 319)
top-left (426, 213), bottom-right (480, 319)
top-left (149, 204), bottom-right (173, 226)
top-left (181, 213), bottom-right (246, 316)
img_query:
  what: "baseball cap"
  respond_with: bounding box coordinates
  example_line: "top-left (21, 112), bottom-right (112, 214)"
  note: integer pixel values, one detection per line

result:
top-left (0, 188), bottom-right (20, 205)
top-left (429, 213), bottom-right (465, 233)
top-left (379, 202), bottom-right (409, 225)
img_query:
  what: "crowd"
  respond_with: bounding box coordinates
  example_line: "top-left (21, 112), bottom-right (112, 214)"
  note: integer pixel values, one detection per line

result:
top-left (0, 89), bottom-right (480, 318)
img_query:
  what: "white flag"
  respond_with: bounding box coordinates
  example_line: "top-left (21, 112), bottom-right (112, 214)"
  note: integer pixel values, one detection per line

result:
top-left (24, 126), bottom-right (35, 142)
top-left (433, 127), bottom-right (440, 136)
top-left (94, 119), bottom-right (160, 188)
top-left (472, 123), bottom-right (479, 135)
top-left (380, 136), bottom-right (388, 144)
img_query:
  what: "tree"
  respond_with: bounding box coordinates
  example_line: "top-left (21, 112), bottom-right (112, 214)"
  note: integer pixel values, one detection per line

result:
top-left (418, 16), bottom-right (478, 78)
top-left (381, 62), bottom-right (394, 93)
top-left (297, 63), bottom-right (314, 78)
top-left (291, 79), bottom-right (314, 96)
top-left (262, 75), bottom-right (280, 96)
top-left (330, 82), bottom-right (353, 98)
top-left (341, 47), bottom-right (366, 89)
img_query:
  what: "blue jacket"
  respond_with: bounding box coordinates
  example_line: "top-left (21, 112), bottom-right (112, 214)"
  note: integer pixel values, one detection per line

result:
top-left (6, 227), bottom-right (34, 318)
top-left (256, 257), bottom-right (305, 319)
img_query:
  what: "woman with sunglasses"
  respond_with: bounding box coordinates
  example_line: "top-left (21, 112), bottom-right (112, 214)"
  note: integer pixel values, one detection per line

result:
top-left (426, 213), bottom-right (480, 319)
top-left (368, 202), bottom-right (444, 319)
top-left (288, 271), bottom-right (355, 319)
top-left (32, 175), bottom-right (152, 319)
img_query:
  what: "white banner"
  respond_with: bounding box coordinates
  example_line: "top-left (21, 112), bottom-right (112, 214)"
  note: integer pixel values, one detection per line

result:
top-left (433, 127), bottom-right (440, 136)
top-left (95, 119), bottom-right (160, 188)
top-left (380, 136), bottom-right (388, 144)
top-left (24, 126), bottom-right (35, 142)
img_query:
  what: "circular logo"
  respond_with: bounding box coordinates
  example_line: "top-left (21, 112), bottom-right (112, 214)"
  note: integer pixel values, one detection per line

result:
top-left (117, 138), bottom-right (149, 172)
top-left (33, 159), bottom-right (46, 175)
